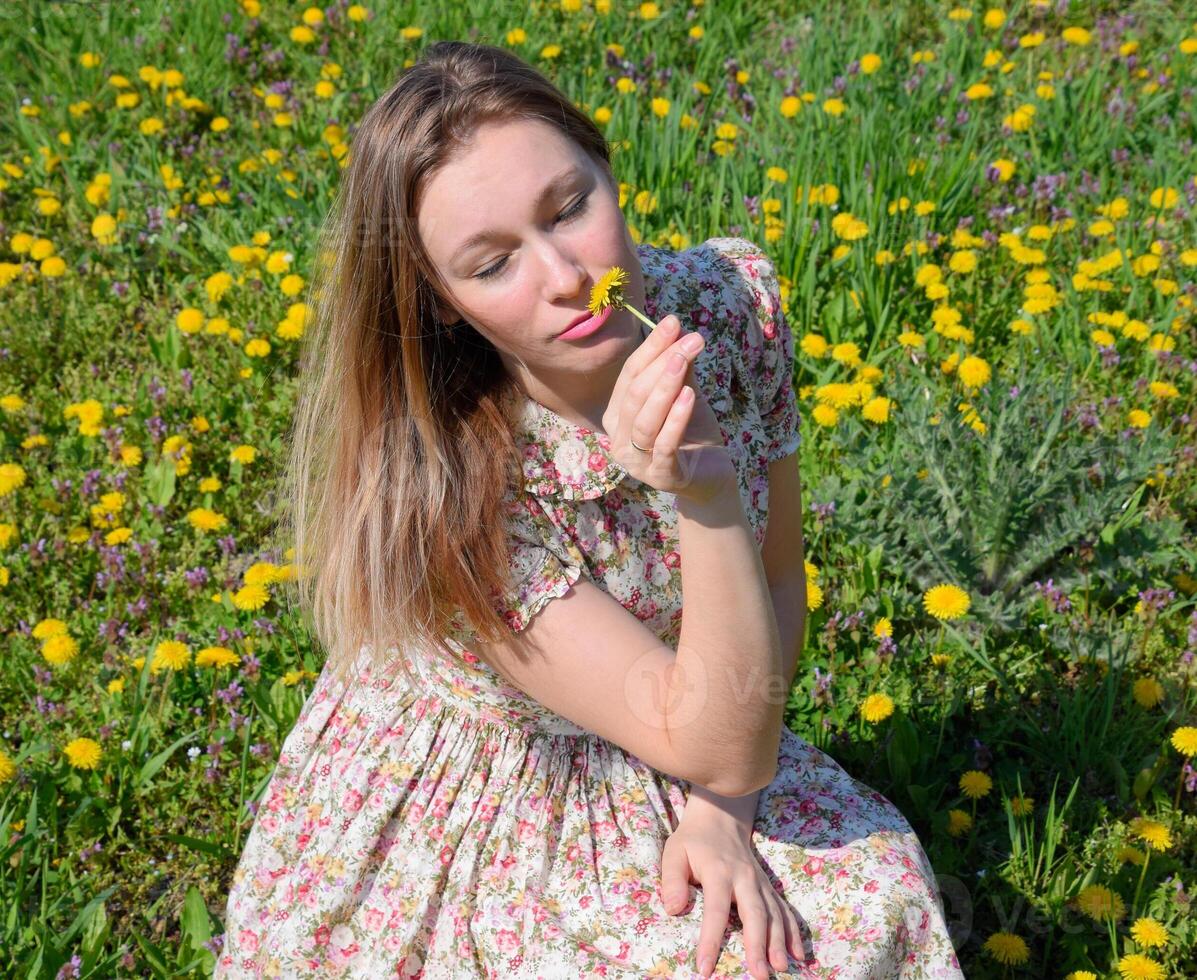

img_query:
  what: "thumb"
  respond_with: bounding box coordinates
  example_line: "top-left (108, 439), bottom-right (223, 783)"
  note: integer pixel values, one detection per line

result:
top-left (659, 841), bottom-right (694, 914)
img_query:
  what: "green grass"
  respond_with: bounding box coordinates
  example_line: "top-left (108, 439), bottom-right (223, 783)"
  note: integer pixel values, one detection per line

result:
top-left (1, 0), bottom-right (1195, 976)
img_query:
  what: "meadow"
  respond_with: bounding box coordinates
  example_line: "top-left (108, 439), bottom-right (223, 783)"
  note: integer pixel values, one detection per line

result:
top-left (1, 0), bottom-right (1195, 976)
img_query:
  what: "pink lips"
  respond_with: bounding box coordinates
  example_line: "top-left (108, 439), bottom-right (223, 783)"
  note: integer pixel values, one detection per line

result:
top-left (557, 305), bottom-right (614, 341)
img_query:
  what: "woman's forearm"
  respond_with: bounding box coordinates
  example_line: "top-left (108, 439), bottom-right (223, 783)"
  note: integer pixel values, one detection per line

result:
top-left (677, 585), bottom-right (804, 838)
top-left (671, 482), bottom-right (787, 796)
top-left (771, 576), bottom-right (807, 691)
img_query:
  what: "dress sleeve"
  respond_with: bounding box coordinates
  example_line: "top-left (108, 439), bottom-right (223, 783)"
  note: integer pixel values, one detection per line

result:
top-left (491, 491), bottom-right (585, 633)
top-left (711, 237), bottom-right (802, 462)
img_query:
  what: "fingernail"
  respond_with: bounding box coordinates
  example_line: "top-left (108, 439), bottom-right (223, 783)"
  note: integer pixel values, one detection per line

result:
top-left (698, 955), bottom-right (712, 976)
top-left (682, 333), bottom-right (703, 352)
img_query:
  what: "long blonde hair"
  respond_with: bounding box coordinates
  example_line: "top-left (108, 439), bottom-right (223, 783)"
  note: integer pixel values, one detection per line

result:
top-left (276, 41), bottom-right (615, 690)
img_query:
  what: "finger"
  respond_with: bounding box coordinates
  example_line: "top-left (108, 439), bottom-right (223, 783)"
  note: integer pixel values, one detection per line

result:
top-left (695, 883), bottom-right (731, 978)
top-left (627, 349), bottom-right (692, 454)
top-left (610, 313), bottom-right (681, 407)
top-left (781, 900), bottom-right (806, 964)
top-left (645, 386), bottom-right (693, 474)
top-left (659, 843), bottom-right (693, 915)
top-left (734, 883), bottom-right (770, 979)
top-left (611, 321), bottom-right (704, 433)
top-left (765, 895), bottom-right (793, 973)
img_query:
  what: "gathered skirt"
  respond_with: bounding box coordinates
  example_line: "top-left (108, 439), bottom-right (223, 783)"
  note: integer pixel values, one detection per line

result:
top-left (215, 655), bottom-right (963, 978)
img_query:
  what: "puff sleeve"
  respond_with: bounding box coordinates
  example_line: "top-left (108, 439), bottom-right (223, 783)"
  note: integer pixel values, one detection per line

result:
top-left (716, 237), bottom-right (803, 461)
top-left (491, 491), bottom-right (585, 633)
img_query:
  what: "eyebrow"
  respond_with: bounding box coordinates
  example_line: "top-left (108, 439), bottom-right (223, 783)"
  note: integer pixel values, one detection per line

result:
top-left (450, 166), bottom-right (584, 264)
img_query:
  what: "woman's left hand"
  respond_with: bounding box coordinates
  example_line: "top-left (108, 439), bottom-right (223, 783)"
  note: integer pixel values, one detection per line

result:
top-left (660, 814), bottom-right (806, 978)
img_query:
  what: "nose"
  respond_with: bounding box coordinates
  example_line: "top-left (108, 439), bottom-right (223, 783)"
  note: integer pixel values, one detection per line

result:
top-left (539, 239), bottom-right (587, 300)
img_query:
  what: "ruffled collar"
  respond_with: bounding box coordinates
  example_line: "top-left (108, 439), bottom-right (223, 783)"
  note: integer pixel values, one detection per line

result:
top-left (511, 402), bottom-right (628, 500)
top-left (509, 249), bottom-right (667, 501)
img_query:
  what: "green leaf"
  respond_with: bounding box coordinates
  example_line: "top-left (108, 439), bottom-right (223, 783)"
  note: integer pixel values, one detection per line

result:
top-left (80, 899), bottom-right (112, 975)
top-left (130, 927), bottom-right (173, 976)
top-left (136, 730), bottom-right (201, 792)
top-left (144, 456), bottom-right (177, 508)
top-left (179, 885), bottom-right (216, 971)
top-left (885, 713), bottom-right (919, 787)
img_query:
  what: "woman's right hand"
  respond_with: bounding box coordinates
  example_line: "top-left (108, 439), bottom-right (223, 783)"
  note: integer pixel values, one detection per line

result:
top-left (602, 314), bottom-right (737, 504)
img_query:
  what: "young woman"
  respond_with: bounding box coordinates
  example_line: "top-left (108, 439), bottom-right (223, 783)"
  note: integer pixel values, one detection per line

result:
top-left (216, 40), bottom-right (963, 980)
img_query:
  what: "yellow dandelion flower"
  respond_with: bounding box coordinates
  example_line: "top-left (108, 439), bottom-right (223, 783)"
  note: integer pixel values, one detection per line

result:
top-left (1170, 726), bottom-right (1197, 756)
top-left (195, 646), bottom-right (241, 669)
top-left (588, 264), bottom-right (665, 337)
top-left (923, 584), bottom-right (971, 621)
top-left (1132, 676), bottom-right (1164, 709)
top-left (1116, 845), bottom-right (1145, 866)
top-left (959, 770), bottom-right (992, 799)
top-left (233, 583), bottom-right (270, 611)
top-left (957, 356), bottom-right (991, 389)
top-left (1129, 817), bottom-right (1172, 852)
top-left (1129, 917), bottom-right (1168, 949)
top-left (800, 333), bottom-right (829, 358)
top-left (150, 640), bottom-right (191, 673)
top-left (1009, 794), bottom-right (1034, 817)
top-left (1116, 953), bottom-right (1165, 980)
top-left (806, 578), bottom-right (824, 611)
top-left (42, 633), bottom-right (79, 666)
top-left (0, 747), bottom-right (17, 784)
top-left (982, 931), bottom-right (1028, 966)
top-left (588, 266), bottom-right (631, 316)
top-left (1076, 884), bottom-right (1125, 922)
top-left (860, 693), bottom-right (895, 724)
top-left (946, 808), bottom-right (972, 836)
top-left (63, 737), bottom-right (103, 770)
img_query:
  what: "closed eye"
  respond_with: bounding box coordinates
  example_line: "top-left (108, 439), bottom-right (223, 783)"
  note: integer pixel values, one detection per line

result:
top-left (474, 192), bottom-right (592, 281)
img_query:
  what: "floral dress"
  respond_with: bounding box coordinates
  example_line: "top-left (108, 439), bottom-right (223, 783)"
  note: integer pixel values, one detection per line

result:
top-left (215, 237), bottom-right (963, 979)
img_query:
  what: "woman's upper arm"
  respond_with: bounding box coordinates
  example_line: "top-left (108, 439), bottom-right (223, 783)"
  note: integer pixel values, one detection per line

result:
top-left (710, 236), bottom-right (803, 463)
top-left (470, 492), bottom-right (767, 796)
top-left (761, 448), bottom-right (805, 591)
top-left (470, 575), bottom-right (762, 796)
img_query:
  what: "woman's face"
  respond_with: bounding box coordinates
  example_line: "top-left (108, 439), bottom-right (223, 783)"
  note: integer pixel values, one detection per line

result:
top-left (417, 116), bottom-right (647, 404)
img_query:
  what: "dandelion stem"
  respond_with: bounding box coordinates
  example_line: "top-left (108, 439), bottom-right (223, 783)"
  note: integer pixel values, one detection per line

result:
top-left (621, 302), bottom-right (658, 332)
top-left (1131, 849), bottom-right (1150, 917)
